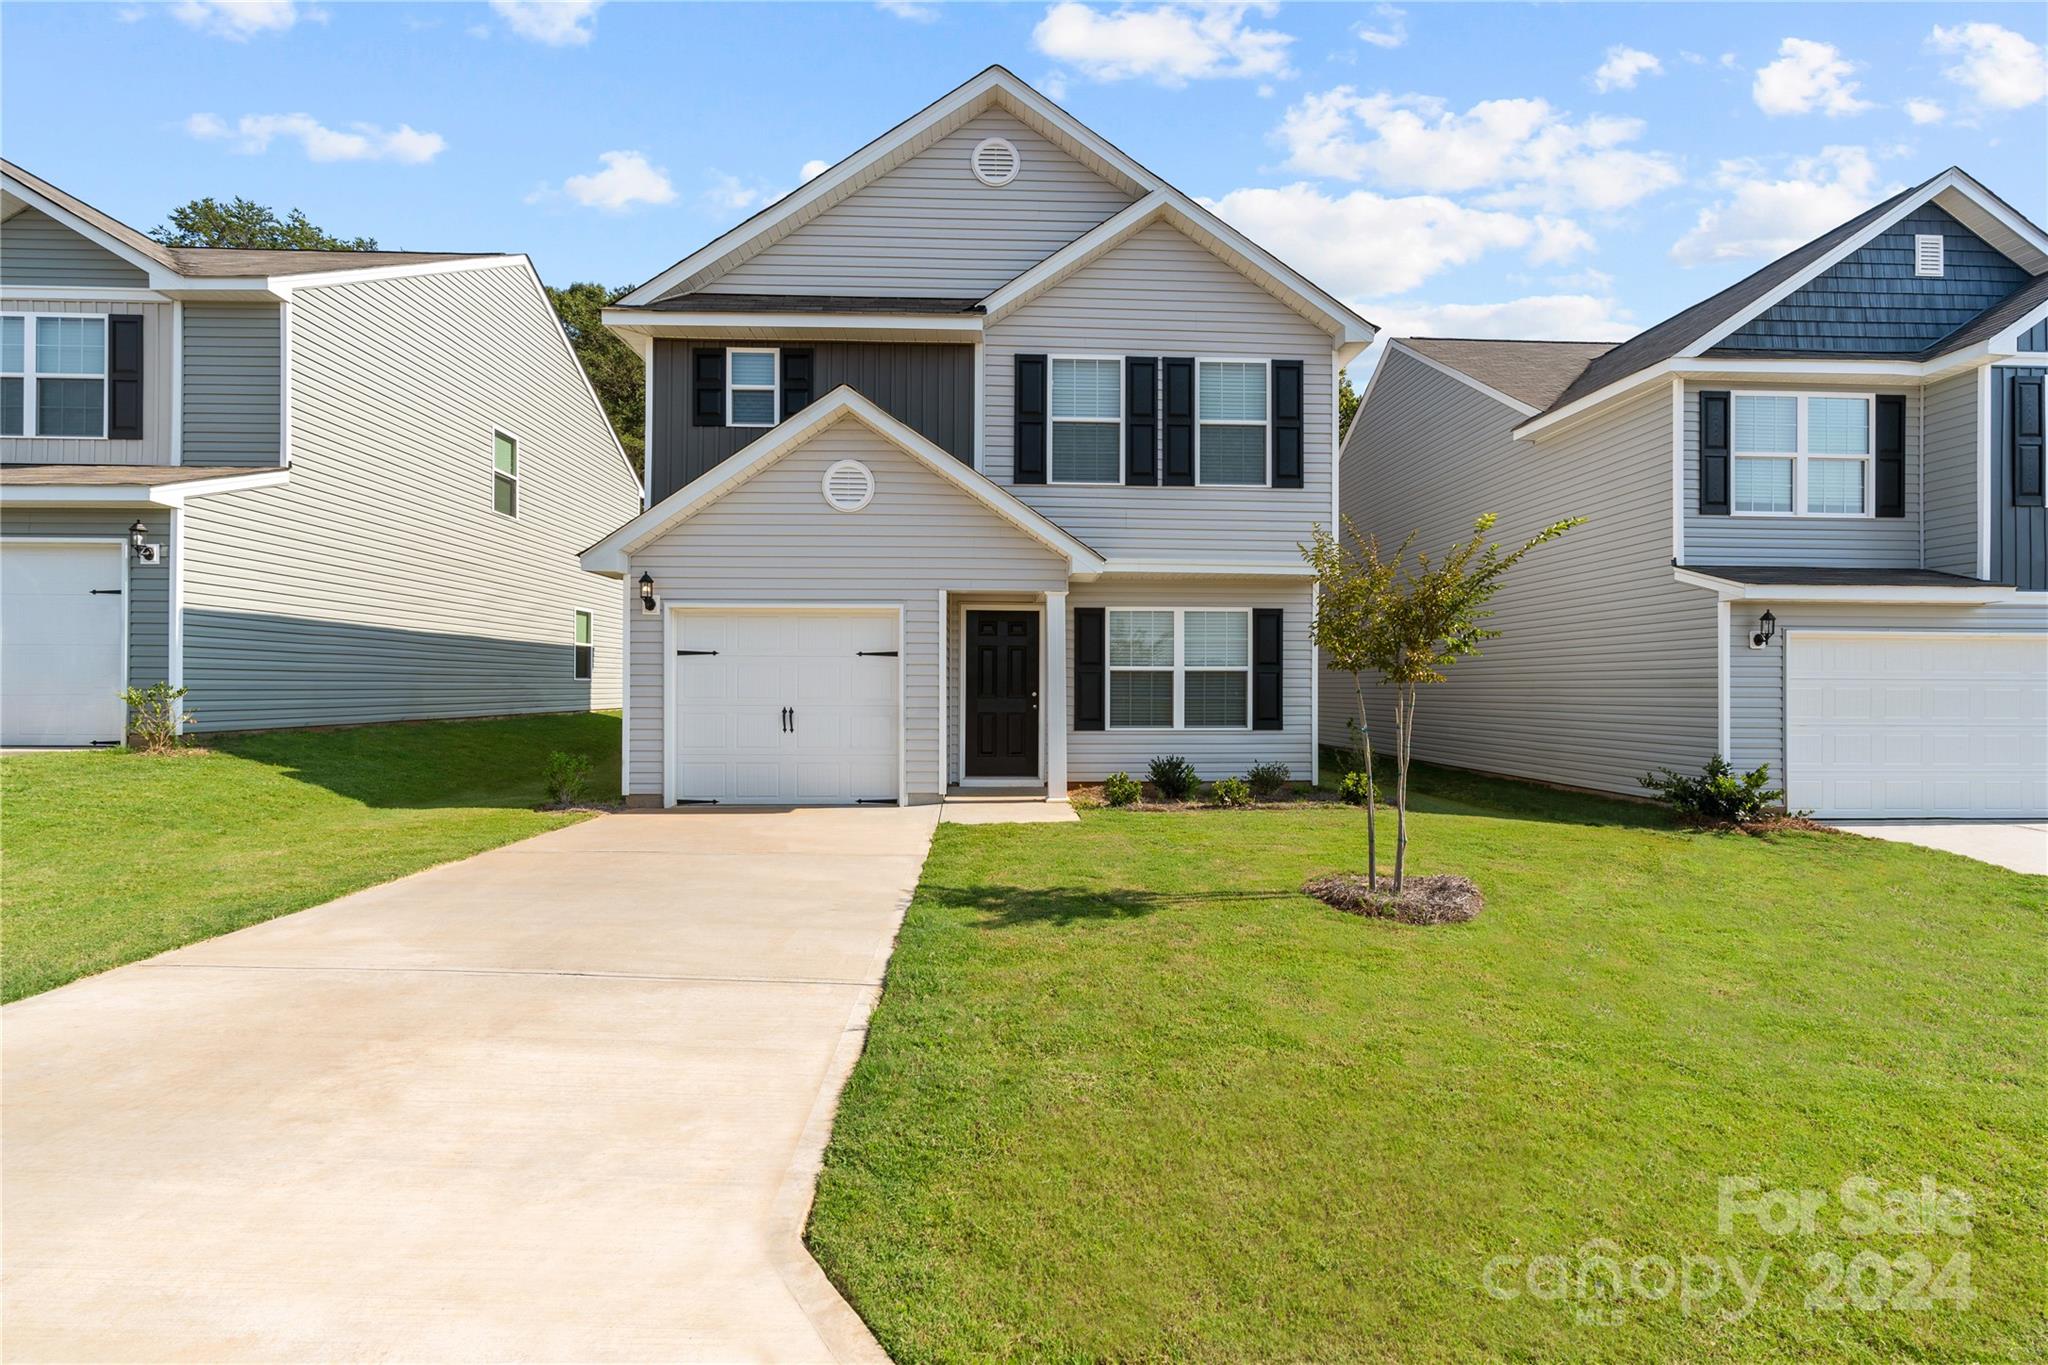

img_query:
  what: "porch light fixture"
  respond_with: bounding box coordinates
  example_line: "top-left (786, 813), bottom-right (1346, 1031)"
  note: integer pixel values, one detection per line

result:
top-left (638, 572), bottom-right (656, 612)
top-left (129, 520), bottom-right (148, 555)
top-left (1751, 610), bottom-right (1777, 649)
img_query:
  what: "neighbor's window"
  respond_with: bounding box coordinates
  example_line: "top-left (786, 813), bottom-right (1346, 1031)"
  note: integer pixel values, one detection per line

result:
top-left (728, 348), bottom-right (778, 428)
top-left (1049, 356), bottom-right (1121, 484)
top-left (493, 431), bottom-right (518, 516)
top-left (1731, 392), bottom-right (1871, 517)
top-left (573, 610), bottom-right (592, 680)
top-left (1, 314), bottom-right (107, 438)
top-left (1106, 607), bottom-right (1252, 730)
top-left (1197, 359), bottom-right (1267, 486)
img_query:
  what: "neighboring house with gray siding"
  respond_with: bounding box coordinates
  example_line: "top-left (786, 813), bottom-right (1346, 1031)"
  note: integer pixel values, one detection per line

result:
top-left (1327, 166), bottom-right (2048, 821)
top-left (584, 67), bottom-right (1374, 806)
top-left (1, 160), bottom-right (639, 746)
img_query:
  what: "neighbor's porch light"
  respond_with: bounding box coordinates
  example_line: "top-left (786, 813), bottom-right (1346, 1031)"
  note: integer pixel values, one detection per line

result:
top-left (638, 572), bottom-right (656, 612)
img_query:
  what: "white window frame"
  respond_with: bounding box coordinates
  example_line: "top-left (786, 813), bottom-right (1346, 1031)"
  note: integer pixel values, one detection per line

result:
top-left (1047, 353), bottom-right (1124, 486)
top-left (1194, 356), bottom-right (1272, 489)
top-left (727, 346), bottom-right (779, 429)
top-left (1729, 390), bottom-right (1875, 520)
top-left (2, 312), bottom-right (110, 440)
top-left (573, 609), bottom-right (592, 680)
top-left (491, 428), bottom-right (520, 519)
top-left (1105, 605), bottom-right (1253, 732)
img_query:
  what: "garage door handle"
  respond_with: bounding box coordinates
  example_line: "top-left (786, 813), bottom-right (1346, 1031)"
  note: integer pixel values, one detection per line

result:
top-left (89, 588), bottom-right (123, 596)
top-left (781, 706), bottom-right (791, 733)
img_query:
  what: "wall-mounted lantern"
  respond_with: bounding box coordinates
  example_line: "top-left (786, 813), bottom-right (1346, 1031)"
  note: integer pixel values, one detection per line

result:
top-left (1750, 610), bottom-right (1777, 649)
top-left (638, 572), bottom-right (656, 612)
top-left (129, 520), bottom-right (148, 555)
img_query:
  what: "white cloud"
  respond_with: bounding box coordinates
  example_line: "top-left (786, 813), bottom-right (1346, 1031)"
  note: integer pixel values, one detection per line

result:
top-left (876, 0), bottom-right (939, 20)
top-left (1032, 2), bottom-right (1293, 86)
top-left (1904, 98), bottom-right (1946, 125)
top-left (1670, 146), bottom-right (1892, 267)
top-left (185, 111), bottom-right (445, 163)
top-left (1276, 88), bottom-right (1681, 213)
top-left (1367, 293), bottom-right (1637, 342)
top-left (800, 159), bottom-right (832, 182)
top-left (1202, 182), bottom-right (1590, 298)
top-left (535, 151), bottom-right (676, 211)
top-left (1929, 22), bottom-right (2048, 112)
top-left (700, 171), bottom-right (784, 216)
top-left (1353, 5), bottom-right (1404, 49)
top-left (1752, 38), bottom-right (1871, 117)
top-left (1592, 46), bottom-right (1661, 93)
top-left (168, 1), bottom-right (321, 40)
top-left (489, 0), bottom-right (601, 46)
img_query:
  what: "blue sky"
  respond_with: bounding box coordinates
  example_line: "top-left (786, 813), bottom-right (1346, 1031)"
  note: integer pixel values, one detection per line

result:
top-left (5, 1), bottom-right (2044, 351)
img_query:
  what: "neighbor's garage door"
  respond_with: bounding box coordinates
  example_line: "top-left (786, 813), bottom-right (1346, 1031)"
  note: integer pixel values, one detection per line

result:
top-left (1786, 631), bottom-right (2048, 818)
top-left (1, 541), bottom-right (128, 747)
top-left (671, 609), bottom-right (899, 805)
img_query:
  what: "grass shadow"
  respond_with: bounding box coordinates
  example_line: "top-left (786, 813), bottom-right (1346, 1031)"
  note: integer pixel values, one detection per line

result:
top-left (1319, 748), bottom-right (1673, 832)
top-left (926, 883), bottom-right (1300, 928)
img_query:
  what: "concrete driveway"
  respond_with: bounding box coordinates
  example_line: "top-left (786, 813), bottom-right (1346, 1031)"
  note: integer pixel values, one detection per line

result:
top-left (1827, 820), bottom-right (2048, 875)
top-left (2, 807), bottom-right (938, 1363)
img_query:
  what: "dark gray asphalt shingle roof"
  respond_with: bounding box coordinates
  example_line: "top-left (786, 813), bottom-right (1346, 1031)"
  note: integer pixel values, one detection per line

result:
top-left (1687, 565), bottom-right (1997, 588)
top-left (634, 293), bottom-right (986, 315)
top-left (1401, 338), bottom-right (1618, 412)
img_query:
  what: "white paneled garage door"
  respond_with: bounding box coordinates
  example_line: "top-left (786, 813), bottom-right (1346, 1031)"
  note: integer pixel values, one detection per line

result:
top-left (670, 608), bottom-right (900, 806)
top-left (1, 541), bottom-right (129, 748)
top-left (1786, 631), bottom-right (2048, 818)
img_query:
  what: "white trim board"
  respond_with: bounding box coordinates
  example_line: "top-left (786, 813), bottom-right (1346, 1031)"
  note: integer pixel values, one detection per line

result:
top-left (0, 468), bottom-right (290, 507)
top-left (1671, 567), bottom-right (2017, 605)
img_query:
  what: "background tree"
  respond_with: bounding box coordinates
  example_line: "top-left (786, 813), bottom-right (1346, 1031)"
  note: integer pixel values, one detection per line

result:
top-left (1338, 369), bottom-right (1360, 442)
top-left (545, 282), bottom-right (645, 475)
top-left (152, 197), bottom-right (377, 251)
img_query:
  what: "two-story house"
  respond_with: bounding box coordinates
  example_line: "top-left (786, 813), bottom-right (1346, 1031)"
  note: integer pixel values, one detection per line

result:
top-left (1324, 167), bottom-right (2048, 821)
top-left (1, 161), bottom-right (641, 746)
top-left (581, 67), bottom-right (1374, 806)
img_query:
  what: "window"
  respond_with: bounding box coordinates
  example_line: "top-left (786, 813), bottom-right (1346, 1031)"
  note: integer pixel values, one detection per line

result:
top-left (1914, 234), bottom-right (1944, 278)
top-left (2, 313), bottom-right (107, 438)
top-left (573, 611), bottom-right (592, 680)
top-left (1197, 359), bottom-right (1267, 486)
top-left (492, 431), bottom-right (518, 517)
top-left (1730, 392), bottom-right (1872, 518)
top-left (728, 348), bottom-right (778, 428)
top-left (1049, 356), bottom-right (1121, 484)
top-left (1106, 607), bottom-right (1251, 730)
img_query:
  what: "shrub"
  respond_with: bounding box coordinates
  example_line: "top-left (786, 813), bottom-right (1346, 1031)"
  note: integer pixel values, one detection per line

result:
top-left (1102, 771), bottom-right (1142, 807)
top-left (1639, 754), bottom-right (1784, 825)
top-left (1147, 754), bottom-right (1200, 802)
top-left (120, 682), bottom-right (191, 754)
top-left (1212, 776), bottom-right (1253, 808)
top-left (542, 750), bottom-right (596, 805)
top-left (1245, 761), bottom-right (1291, 799)
top-left (1339, 769), bottom-right (1379, 806)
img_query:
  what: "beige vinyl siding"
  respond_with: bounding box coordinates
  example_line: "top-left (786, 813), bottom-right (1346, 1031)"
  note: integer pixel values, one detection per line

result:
top-left (984, 221), bottom-right (1336, 563)
top-left (182, 302), bottom-right (281, 467)
top-left (1922, 369), bottom-right (1980, 577)
top-left (179, 263), bottom-right (639, 730)
top-left (701, 110), bottom-right (1135, 299)
top-left (1727, 598), bottom-right (2048, 781)
top-left (0, 299), bottom-right (174, 466)
top-left (1683, 379), bottom-right (1922, 568)
top-left (624, 416), bottom-right (1070, 799)
top-left (1322, 353), bottom-right (1716, 795)
top-left (0, 207), bottom-right (149, 289)
top-left (0, 506), bottom-right (172, 689)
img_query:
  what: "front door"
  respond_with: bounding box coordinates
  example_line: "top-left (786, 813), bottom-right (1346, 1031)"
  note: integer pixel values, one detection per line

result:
top-left (964, 610), bottom-right (1039, 779)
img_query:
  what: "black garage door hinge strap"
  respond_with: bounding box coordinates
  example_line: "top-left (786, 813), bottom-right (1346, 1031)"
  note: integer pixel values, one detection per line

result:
top-left (673, 798), bottom-right (718, 805)
top-left (89, 589), bottom-right (123, 596)
top-left (857, 650), bottom-right (898, 657)
top-left (857, 797), bottom-right (896, 805)
top-left (675, 649), bottom-right (719, 656)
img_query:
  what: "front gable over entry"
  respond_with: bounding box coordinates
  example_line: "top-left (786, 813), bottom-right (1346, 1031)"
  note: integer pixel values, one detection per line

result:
top-left (0, 205), bottom-right (149, 289)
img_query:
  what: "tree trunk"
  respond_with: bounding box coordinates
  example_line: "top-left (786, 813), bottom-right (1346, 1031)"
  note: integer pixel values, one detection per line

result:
top-left (1393, 687), bottom-right (1413, 894)
top-left (1353, 678), bottom-right (1378, 891)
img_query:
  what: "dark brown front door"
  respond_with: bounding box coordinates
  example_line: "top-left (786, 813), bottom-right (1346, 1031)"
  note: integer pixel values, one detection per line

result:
top-left (964, 611), bottom-right (1039, 779)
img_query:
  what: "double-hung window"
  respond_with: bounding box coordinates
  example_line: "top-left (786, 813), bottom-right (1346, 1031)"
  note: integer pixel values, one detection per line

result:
top-left (573, 611), bottom-right (592, 680)
top-left (1107, 607), bottom-right (1251, 730)
top-left (728, 348), bottom-right (778, 428)
top-left (1731, 392), bottom-right (1872, 517)
top-left (1196, 359), bottom-right (1267, 486)
top-left (2, 314), bottom-right (107, 438)
top-left (1049, 356), bottom-right (1121, 483)
top-left (493, 431), bottom-right (519, 517)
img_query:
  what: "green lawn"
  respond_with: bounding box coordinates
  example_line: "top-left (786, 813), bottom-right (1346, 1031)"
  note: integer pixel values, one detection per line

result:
top-left (808, 766), bottom-right (2047, 1362)
top-left (0, 712), bottom-right (619, 1002)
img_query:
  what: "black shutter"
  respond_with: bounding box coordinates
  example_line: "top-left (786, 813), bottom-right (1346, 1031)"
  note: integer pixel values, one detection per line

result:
top-left (1014, 353), bottom-right (1046, 484)
top-left (2013, 375), bottom-right (2045, 508)
top-left (781, 348), bottom-right (813, 418)
top-left (1074, 607), bottom-right (1105, 731)
top-left (1162, 356), bottom-right (1194, 486)
top-left (1698, 390), bottom-right (1731, 516)
top-left (692, 347), bottom-right (725, 427)
top-left (1272, 360), bottom-right (1303, 489)
top-left (1125, 356), bottom-right (1158, 485)
top-left (1252, 608), bottom-right (1283, 731)
top-left (1874, 394), bottom-right (1907, 518)
top-left (107, 314), bottom-right (144, 441)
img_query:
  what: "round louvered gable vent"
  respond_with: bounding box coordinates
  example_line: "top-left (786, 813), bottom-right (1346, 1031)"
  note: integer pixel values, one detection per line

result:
top-left (970, 137), bottom-right (1020, 187)
top-left (821, 459), bottom-right (876, 512)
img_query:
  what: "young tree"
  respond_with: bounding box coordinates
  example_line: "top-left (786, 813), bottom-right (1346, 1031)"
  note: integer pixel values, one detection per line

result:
top-left (545, 282), bottom-right (645, 474)
top-left (1304, 519), bottom-right (1399, 890)
top-left (152, 198), bottom-right (377, 251)
top-left (1306, 512), bottom-right (1583, 894)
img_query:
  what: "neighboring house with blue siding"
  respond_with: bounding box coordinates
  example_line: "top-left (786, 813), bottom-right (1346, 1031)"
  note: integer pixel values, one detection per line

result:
top-left (582, 68), bottom-right (1375, 807)
top-left (0, 161), bottom-right (640, 746)
top-left (1327, 166), bottom-right (2048, 821)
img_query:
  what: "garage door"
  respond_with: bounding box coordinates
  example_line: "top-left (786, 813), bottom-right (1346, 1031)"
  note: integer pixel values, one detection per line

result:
top-left (1, 541), bottom-right (128, 747)
top-left (1786, 631), bottom-right (2048, 818)
top-left (671, 609), bottom-right (899, 805)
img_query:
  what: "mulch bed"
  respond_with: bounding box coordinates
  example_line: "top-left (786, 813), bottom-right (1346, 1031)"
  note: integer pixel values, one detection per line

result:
top-left (1068, 782), bottom-right (1348, 812)
top-left (1681, 813), bottom-right (1835, 837)
top-left (1301, 872), bottom-right (1485, 925)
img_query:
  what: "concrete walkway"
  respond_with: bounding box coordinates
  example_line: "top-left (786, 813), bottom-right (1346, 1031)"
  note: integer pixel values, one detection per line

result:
top-left (2, 807), bottom-right (938, 1363)
top-left (1827, 819), bottom-right (2048, 875)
